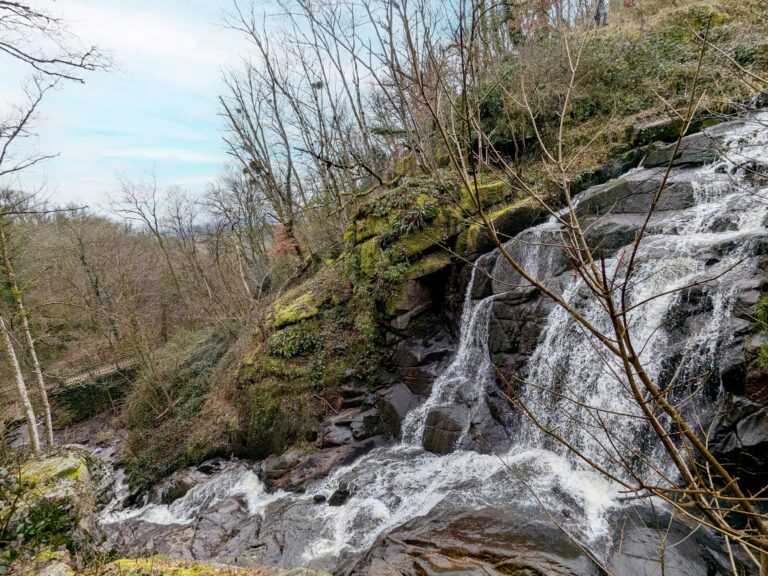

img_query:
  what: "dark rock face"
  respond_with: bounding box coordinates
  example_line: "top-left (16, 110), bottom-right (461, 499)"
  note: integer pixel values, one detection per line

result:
top-left (392, 329), bottom-right (454, 396)
top-left (711, 398), bottom-right (768, 494)
top-left (422, 406), bottom-right (464, 454)
top-left (340, 504), bottom-right (603, 576)
top-left (377, 384), bottom-right (419, 439)
top-left (642, 131), bottom-right (722, 168)
top-left (576, 174), bottom-right (695, 216)
top-left (259, 439), bottom-right (381, 492)
top-left (328, 480), bottom-right (355, 506)
top-left (608, 506), bottom-right (739, 576)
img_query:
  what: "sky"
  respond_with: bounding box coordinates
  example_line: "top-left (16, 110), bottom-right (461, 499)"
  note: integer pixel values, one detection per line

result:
top-left (0, 0), bottom-right (253, 211)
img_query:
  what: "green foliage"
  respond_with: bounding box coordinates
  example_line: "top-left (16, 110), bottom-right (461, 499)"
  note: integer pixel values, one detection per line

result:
top-left (122, 324), bottom-right (240, 492)
top-left (367, 177), bottom-right (444, 241)
top-left (477, 1), bottom-right (768, 170)
top-left (0, 452), bottom-right (94, 571)
top-left (267, 325), bottom-right (319, 359)
top-left (755, 296), bottom-right (768, 369)
top-left (50, 369), bottom-right (136, 427)
top-left (244, 379), bottom-right (316, 459)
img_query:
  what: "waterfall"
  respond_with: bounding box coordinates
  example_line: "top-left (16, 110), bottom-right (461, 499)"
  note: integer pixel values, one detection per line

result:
top-left (400, 266), bottom-right (497, 447)
top-left (98, 112), bottom-right (768, 570)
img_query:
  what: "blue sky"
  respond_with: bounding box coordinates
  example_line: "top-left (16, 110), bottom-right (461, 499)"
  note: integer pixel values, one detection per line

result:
top-left (0, 0), bottom-right (253, 210)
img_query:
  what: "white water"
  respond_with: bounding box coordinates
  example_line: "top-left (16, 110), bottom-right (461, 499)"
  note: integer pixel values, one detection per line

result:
top-left (99, 112), bottom-right (768, 566)
top-left (400, 267), bottom-right (497, 446)
top-left (101, 462), bottom-right (284, 526)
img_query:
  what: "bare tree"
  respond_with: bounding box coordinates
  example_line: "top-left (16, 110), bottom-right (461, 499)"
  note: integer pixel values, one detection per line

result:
top-left (0, 315), bottom-right (38, 454)
top-left (0, 1), bottom-right (106, 83)
top-left (0, 220), bottom-right (53, 447)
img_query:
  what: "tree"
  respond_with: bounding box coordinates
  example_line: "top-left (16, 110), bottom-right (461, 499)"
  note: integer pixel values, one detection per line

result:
top-left (0, 219), bottom-right (53, 447)
top-left (0, 315), bottom-right (39, 454)
top-left (0, 1), bottom-right (105, 83)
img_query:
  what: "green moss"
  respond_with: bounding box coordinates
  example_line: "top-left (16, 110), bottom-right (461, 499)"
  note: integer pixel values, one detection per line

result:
top-left (460, 180), bottom-right (514, 211)
top-left (244, 379), bottom-right (317, 458)
top-left (355, 215), bottom-right (390, 243)
top-left (404, 251), bottom-right (452, 280)
top-left (357, 237), bottom-right (383, 277)
top-left (1, 451), bottom-right (94, 563)
top-left (261, 356), bottom-right (311, 380)
top-left (456, 224), bottom-right (481, 257)
top-left (103, 557), bottom-right (273, 575)
top-left (270, 291), bottom-right (321, 329)
top-left (20, 456), bottom-right (86, 487)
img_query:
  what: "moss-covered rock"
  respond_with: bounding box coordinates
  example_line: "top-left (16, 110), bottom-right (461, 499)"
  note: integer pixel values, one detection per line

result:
top-left (457, 197), bottom-right (547, 258)
top-left (0, 449), bottom-right (98, 573)
top-left (269, 291), bottom-right (322, 330)
top-left (460, 180), bottom-right (514, 211)
top-left (99, 557), bottom-right (330, 575)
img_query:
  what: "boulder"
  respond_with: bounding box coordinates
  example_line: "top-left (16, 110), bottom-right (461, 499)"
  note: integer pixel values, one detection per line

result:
top-left (642, 131), bottom-right (721, 169)
top-left (711, 396), bottom-right (768, 494)
top-left (608, 506), bottom-right (738, 576)
top-left (378, 384), bottom-right (420, 439)
top-left (259, 439), bottom-right (382, 492)
top-left (422, 406), bottom-right (465, 454)
top-left (150, 468), bottom-right (208, 504)
top-left (328, 480), bottom-right (355, 506)
top-left (393, 329), bottom-right (454, 396)
top-left (576, 173), bottom-right (696, 217)
top-left (0, 449), bottom-right (99, 571)
top-left (393, 330), bottom-right (453, 368)
top-left (341, 504), bottom-right (602, 576)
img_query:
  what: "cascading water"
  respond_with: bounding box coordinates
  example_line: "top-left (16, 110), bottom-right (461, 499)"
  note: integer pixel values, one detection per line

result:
top-left (400, 267), bottom-right (497, 446)
top-left (98, 113), bottom-right (768, 572)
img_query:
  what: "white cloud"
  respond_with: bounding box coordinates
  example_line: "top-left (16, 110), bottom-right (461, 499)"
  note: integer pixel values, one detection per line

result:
top-left (100, 147), bottom-right (227, 164)
top-left (0, 0), bottom-right (249, 205)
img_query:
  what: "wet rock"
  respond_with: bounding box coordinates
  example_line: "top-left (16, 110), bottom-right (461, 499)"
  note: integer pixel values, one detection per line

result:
top-left (393, 329), bottom-right (454, 396)
top-left (328, 480), bottom-right (355, 506)
top-left (470, 252), bottom-right (498, 299)
top-left (711, 397), bottom-right (768, 494)
top-left (488, 292), bottom-right (554, 387)
top-left (350, 408), bottom-right (382, 440)
top-left (491, 226), bottom-right (570, 295)
top-left (151, 468), bottom-right (208, 504)
top-left (260, 439), bottom-right (382, 492)
top-left (456, 395), bottom-right (513, 454)
top-left (342, 503), bottom-right (602, 576)
top-left (393, 330), bottom-right (453, 368)
top-left (260, 448), bottom-right (305, 485)
top-left (643, 131), bottom-right (721, 168)
top-left (313, 494), bottom-right (326, 504)
top-left (609, 506), bottom-right (739, 576)
top-left (378, 383), bottom-right (419, 439)
top-left (576, 173), bottom-right (696, 217)
top-left (317, 422), bottom-right (354, 448)
top-left (422, 406), bottom-right (465, 454)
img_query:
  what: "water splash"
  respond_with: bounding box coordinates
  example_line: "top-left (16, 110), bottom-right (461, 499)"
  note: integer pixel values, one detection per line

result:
top-left (400, 267), bottom-right (497, 446)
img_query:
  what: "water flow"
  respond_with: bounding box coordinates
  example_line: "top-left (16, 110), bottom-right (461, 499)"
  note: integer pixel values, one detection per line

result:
top-left (401, 266), bottom-right (496, 446)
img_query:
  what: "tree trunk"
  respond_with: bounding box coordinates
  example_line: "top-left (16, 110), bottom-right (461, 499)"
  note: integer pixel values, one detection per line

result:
top-left (20, 313), bottom-right (54, 447)
top-left (1, 226), bottom-right (54, 446)
top-left (0, 315), bottom-right (40, 454)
